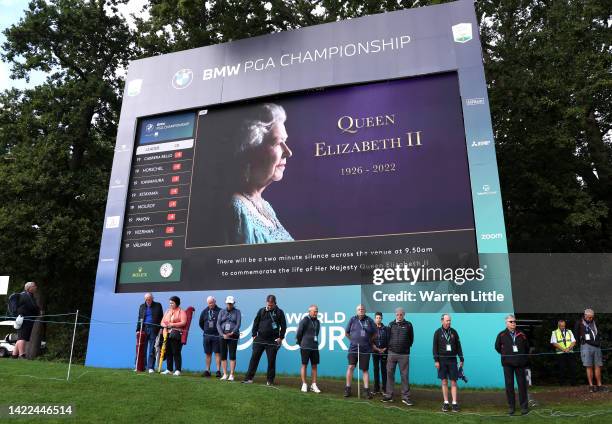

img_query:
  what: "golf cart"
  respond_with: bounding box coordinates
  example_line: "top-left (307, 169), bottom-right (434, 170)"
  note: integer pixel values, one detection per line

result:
top-left (0, 320), bottom-right (47, 357)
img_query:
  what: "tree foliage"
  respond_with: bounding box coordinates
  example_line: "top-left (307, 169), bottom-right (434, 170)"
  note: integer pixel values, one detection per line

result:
top-left (480, 0), bottom-right (612, 252)
top-left (0, 0), bottom-right (135, 316)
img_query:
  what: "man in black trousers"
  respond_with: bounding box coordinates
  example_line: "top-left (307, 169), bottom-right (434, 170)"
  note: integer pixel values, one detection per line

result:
top-left (495, 314), bottom-right (530, 416)
top-left (372, 311), bottom-right (388, 395)
top-left (243, 294), bottom-right (287, 385)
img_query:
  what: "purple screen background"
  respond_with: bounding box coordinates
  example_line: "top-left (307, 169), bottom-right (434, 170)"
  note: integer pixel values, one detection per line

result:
top-left (258, 72), bottom-right (475, 240)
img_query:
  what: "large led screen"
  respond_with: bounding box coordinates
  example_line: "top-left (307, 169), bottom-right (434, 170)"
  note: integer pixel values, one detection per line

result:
top-left (116, 72), bottom-right (477, 293)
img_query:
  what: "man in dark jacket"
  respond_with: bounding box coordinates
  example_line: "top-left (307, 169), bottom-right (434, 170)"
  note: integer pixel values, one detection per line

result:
top-left (382, 307), bottom-right (414, 406)
top-left (296, 304), bottom-right (321, 393)
top-left (372, 311), bottom-right (389, 395)
top-left (136, 292), bottom-right (163, 372)
top-left (199, 296), bottom-right (222, 378)
top-left (12, 282), bottom-right (40, 359)
top-left (495, 314), bottom-right (529, 415)
top-left (433, 314), bottom-right (464, 412)
top-left (243, 294), bottom-right (287, 385)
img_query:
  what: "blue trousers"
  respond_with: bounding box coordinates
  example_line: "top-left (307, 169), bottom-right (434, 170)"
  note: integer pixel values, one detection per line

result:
top-left (143, 325), bottom-right (158, 370)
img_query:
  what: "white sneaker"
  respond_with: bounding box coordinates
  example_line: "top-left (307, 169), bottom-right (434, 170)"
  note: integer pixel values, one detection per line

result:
top-left (148, 369), bottom-right (154, 374)
top-left (161, 370), bottom-right (171, 375)
top-left (228, 375), bottom-right (234, 381)
top-left (133, 368), bottom-right (138, 372)
top-left (173, 370), bottom-right (181, 376)
top-left (311, 383), bottom-right (321, 393)
top-left (220, 374), bottom-right (228, 380)
top-left (301, 383), bottom-right (308, 392)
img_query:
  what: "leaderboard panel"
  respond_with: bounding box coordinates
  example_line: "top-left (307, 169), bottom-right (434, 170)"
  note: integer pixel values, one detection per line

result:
top-left (117, 112), bottom-right (197, 289)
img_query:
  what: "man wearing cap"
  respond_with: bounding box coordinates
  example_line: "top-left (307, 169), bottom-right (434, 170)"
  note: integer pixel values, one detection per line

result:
top-left (217, 295), bottom-right (241, 381)
top-left (344, 304), bottom-right (376, 399)
top-left (199, 296), bottom-right (222, 378)
top-left (550, 319), bottom-right (576, 386)
top-left (243, 294), bottom-right (287, 385)
top-left (136, 292), bottom-right (163, 373)
top-left (433, 314), bottom-right (464, 412)
top-left (575, 309), bottom-right (607, 392)
top-left (495, 314), bottom-right (529, 416)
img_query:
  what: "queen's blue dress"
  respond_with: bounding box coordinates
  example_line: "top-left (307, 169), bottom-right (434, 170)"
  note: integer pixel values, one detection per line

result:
top-left (229, 195), bottom-right (293, 244)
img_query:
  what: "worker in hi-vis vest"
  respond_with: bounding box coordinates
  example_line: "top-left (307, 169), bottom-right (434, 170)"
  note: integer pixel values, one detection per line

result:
top-left (550, 319), bottom-right (576, 386)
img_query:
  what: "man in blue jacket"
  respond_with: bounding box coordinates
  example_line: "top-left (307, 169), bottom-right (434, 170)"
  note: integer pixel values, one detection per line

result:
top-left (344, 304), bottom-right (376, 399)
top-left (136, 292), bottom-right (163, 373)
top-left (199, 296), bottom-right (222, 378)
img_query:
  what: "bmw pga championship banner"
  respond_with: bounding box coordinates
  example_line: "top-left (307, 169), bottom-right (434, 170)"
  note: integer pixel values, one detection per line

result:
top-left (88, 0), bottom-right (512, 386)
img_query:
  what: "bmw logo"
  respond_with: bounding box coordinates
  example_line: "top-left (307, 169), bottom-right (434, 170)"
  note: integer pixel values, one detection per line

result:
top-left (172, 69), bottom-right (194, 89)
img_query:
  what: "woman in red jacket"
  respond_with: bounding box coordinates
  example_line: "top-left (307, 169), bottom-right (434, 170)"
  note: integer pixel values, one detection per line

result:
top-left (160, 296), bottom-right (187, 376)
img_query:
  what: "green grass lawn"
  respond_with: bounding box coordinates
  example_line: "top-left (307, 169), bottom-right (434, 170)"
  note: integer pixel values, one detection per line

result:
top-left (1, 360), bottom-right (612, 423)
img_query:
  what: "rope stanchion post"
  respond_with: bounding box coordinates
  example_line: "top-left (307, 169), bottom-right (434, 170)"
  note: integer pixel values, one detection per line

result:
top-left (135, 319), bottom-right (143, 372)
top-left (357, 344), bottom-right (360, 399)
top-left (66, 310), bottom-right (79, 381)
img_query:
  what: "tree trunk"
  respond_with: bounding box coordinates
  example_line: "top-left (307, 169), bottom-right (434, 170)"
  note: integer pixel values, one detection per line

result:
top-left (25, 289), bottom-right (44, 359)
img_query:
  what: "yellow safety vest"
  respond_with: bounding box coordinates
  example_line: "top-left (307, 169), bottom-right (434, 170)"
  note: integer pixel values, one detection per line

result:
top-left (554, 329), bottom-right (573, 353)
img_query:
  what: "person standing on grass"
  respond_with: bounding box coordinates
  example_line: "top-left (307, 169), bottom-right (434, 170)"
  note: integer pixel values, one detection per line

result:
top-left (217, 296), bottom-right (242, 381)
top-left (495, 314), bottom-right (529, 415)
top-left (433, 314), bottom-right (464, 412)
top-left (550, 319), bottom-right (576, 386)
top-left (381, 307), bottom-right (414, 406)
top-left (12, 282), bottom-right (40, 359)
top-left (160, 296), bottom-right (187, 376)
top-left (296, 304), bottom-right (321, 393)
top-left (344, 304), bottom-right (376, 399)
top-left (372, 312), bottom-right (389, 395)
top-left (575, 309), bottom-right (607, 393)
top-left (136, 292), bottom-right (163, 373)
top-left (217, 296), bottom-right (241, 381)
top-left (243, 294), bottom-right (287, 386)
top-left (199, 296), bottom-right (222, 378)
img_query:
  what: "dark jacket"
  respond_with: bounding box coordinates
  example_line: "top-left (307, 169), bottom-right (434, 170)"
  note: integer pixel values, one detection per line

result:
top-left (252, 306), bottom-right (287, 341)
top-left (387, 320), bottom-right (414, 354)
top-left (296, 315), bottom-right (320, 350)
top-left (199, 305), bottom-right (221, 335)
top-left (345, 315), bottom-right (376, 353)
top-left (17, 292), bottom-right (40, 317)
top-left (574, 319), bottom-right (601, 347)
top-left (495, 329), bottom-right (529, 367)
top-left (374, 324), bottom-right (389, 350)
top-left (433, 327), bottom-right (464, 362)
top-left (136, 301), bottom-right (163, 333)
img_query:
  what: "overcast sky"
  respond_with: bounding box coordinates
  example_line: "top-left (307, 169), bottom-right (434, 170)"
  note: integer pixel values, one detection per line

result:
top-left (0, 0), bottom-right (147, 92)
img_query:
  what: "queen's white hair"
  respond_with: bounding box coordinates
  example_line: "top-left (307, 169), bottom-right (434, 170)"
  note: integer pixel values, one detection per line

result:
top-left (238, 103), bottom-right (286, 153)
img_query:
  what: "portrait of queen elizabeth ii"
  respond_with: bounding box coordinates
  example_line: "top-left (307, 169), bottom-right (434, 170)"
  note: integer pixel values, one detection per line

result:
top-left (227, 103), bottom-right (294, 244)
